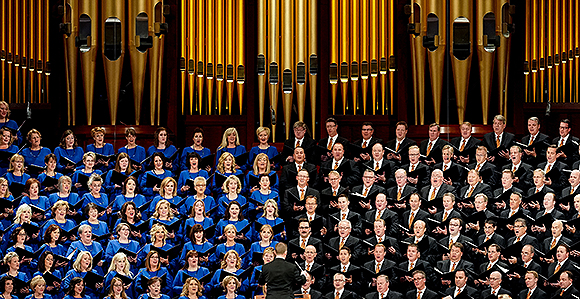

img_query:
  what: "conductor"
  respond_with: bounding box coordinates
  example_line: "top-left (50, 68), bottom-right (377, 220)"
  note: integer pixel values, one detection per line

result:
top-left (259, 242), bottom-right (308, 299)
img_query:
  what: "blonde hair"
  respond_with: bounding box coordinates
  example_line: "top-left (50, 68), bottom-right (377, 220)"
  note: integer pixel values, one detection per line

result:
top-left (220, 250), bottom-right (241, 270)
top-left (82, 152), bottom-right (96, 163)
top-left (0, 178), bottom-right (10, 197)
top-left (3, 252), bottom-right (18, 265)
top-left (57, 175), bottom-right (72, 191)
top-left (152, 199), bottom-right (175, 219)
top-left (51, 200), bottom-right (69, 215)
top-left (14, 204), bottom-right (31, 225)
top-left (87, 173), bottom-right (103, 187)
top-left (262, 199), bottom-right (280, 218)
top-left (222, 175), bottom-right (241, 194)
top-left (8, 154), bottom-right (24, 172)
top-left (73, 251), bottom-right (93, 272)
top-left (221, 275), bottom-right (241, 292)
top-left (0, 101), bottom-right (11, 118)
top-left (159, 177), bottom-right (177, 197)
top-left (107, 253), bottom-right (132, 277)
top-left (259, 224), bottom-right (274, 242)
top-left (181, 277), bottom-right (204, 297)
top-left (217, 152), bottom-right (237, 173)
top-left (218, 128), bottom-right (240, 150)
top-left (90, 127), bottom-right (106, 138)
top-left (252, 153), bottom-right (271, 174)
top-left (189, 199), bottom-right (207, 218)
top-left (30, 276), bottom-right (46, 290)
top-left (256, 127), bottom-right (271, 138)
top-left (150, 223), bottom-right (168, 246)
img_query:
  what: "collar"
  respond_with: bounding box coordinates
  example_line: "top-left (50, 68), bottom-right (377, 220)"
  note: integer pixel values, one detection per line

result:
top-left (297, 185), bottom-right (308, 191)
top-left (335, 288), bottom-right (344, 297)
top-left (450, 234), bottom-right (460, 243)
top-left (363, 137), bottom-right (373, 144)
top-left (530, 132), bottom-right (539, 140)
top-left (374, 158), bottom-right (384, 165)
top-left (443, 161), bottom-right (452, 168)
top-left (414, 235), bottom-right (425, 243)
top-left (496, 132), bottom-right (504, 140)
top-left (560, 135), bottom-right (569, 143)
top-left (513, 161), bottom-right (522, 168)
top-left (300, 236), bottom-right (310, 244)
top-left (340, 235), bottom-right (350, 244)
top-left (528, 287), bottom-right (536, 295)
top-left (296, 137), bottom-right (304, 144)
top-left (295, 162), bottom-right (304, 168)
top-left (461, 136), bottom-right (470, 143)
top-left (341, 262), bottom-right (351, 270)
top-left (301, 287), bottom-right (311, 294)
top-left (333, 157), bottom-right (344, 166)
top-left (429, 138), bottom-right (439, 144)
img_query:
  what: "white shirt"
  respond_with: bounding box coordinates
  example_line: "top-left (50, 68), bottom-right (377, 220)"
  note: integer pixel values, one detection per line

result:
top-left (416, 287), bottom-right (427, 299)
top-left (428, 185), bottom-right (440, 199)
top-left (333, 157), bottom-right (344, 169)
top-left (299, 236), bottom-right (310, 246)
top-left (409, 162), bottom-right (420, 172)
top-left (327, 135), bottom-right (337, 149)
top-left (558, 135), bottom-right (569, 146)
top-left (528, 133), bottom-right (539, 143)
top-left (334, 288), bottom-right (344, 298)
top-left (396, 138), bottom-right (406, 151)
top-left (544, 162), bottom-right (555, 173)
top-left (306, 212), bottom-right (316, 222)
top-left (295, 137), bottom-right (305, 147)
top-left (512, 160), bottom-right (522, 171)
top-left (495, 133), bottom-right (504, 144)
top-left (527, 287), bottom-right (537, 297)
top-left (362, 137), bottom-right (373, 147)
top-left (414, 235), bottom-right (425, 244)
top-left (295, 162), bottom-right (304, 170)
top-left (373, 158), bottom-right (384, 168)
top-left (461, 137), bottom-right (471, 145)
top-left (340, 262), bottom-right (351, 272)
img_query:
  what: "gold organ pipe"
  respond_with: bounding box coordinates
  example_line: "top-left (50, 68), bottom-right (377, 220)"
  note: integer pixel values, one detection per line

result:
top-left (226, 0), bottom-right (235, 115)
top-left (561, 0), bottom-right (567, 102)
top-left (554, 0), bottom-right (561, 103)
top-left (5, 0), bottom-right (12, 103)
top-left (28, 0), bottom-right (35, 103)
top-left (196, 0), bottom-right (205, 114)
top-left (388, 0), bottom-right (395, 114)
top-left (329, 0), bottom-right (339, 115)
top-left (215, 0), bottom-right (224, 114)
top-left (206, 0), bottom-right (215, 115)
top-left (546, 0), bottom-right (553, 103)
top-left (340, 0), bottom-right (349, 114)
top-left (101, 0), bottom-right (125, 125)
top-left (370, 0), bottom-right (378, 115)
top-left (308, 0), bottom-right (317, 137)
top-left (360, 0), bottom-right (369, 115)
top-left (409, 0), bottom-right (426, 125)
top-left (78, 0), bottom-right (98, 125)
top-left (128, 0), bottom-right (151, 125)
top-left (257, 0), bottom-right (266, 124)
top-left (0, 0), bottom-right (4, 100)
top-left (281, 0), bottom-right (294, 139)
top-left (44, 0), bottom-right (51, 103)
top-left (475, 0), bottom-right (497, 125)
top-left (181, 0), bottom-right (187, 115)
top-left (576, 0), bottom-right (579, 102)
top-left (14, 0), bottom-right (20, 103)
top-left (350, 0), bottom-right (359, 114)
top-left (186, 0), bottom-right (193, 114)
top-left (268, 0), bottom-right (280, 141)
top-left (150, 0), bottom-right (165, 125)
top-left (567, 0), bottom-right (574, 102)
top-left (296, 0), bottom-right (307, 122)
top-left (36, 0), bottom-right (44, 103)
top-left (531, 0), bottom-right (538, 103)
top-left (425, 0), bottom-right (446, 124)
top-left (236, 0), bottom-right (245, 115)
top-left (379, 0), bottom-right (387, 115)
top-left (449, 0), bottom-right (473, 124)
top-left (62, 0), bottom-right (78, 124)
top-left (20, 0), bottom-right (27, 104)
top-left (539, 0), bottom-right (545, 103)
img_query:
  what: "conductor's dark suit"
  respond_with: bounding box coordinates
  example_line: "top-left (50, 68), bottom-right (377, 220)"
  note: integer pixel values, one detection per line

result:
top-left (259, 257), bottom-right (306, 299)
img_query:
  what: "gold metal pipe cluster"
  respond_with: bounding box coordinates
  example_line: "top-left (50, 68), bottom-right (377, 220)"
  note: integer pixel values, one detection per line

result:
top-left (1, 0), bottom-right (51, 105)
top-left (330, 0), bottom-right (395, 116)
top-left (524, 0), bottom-right (578, 103)
top-left (181, 0), bottom-right (245, 117)
top-left (407, 0), bottom-right (513, 124)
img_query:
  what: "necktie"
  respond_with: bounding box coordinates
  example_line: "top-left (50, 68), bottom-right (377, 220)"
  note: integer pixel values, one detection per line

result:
top-left (342, 265), bottom-right (347, 272)
top-left (375, 161), bottom-right (380, 171)
top-left (306, 263), bottom-right (311, 271)
top-left (561, 290), bottom-right (565, 296)
top-left (397, 188), bottom-right (402, 201)
top-left (449, 240), bottom-right (454, 249)
top-left (417, 290), bottom-right (422, 299)
top-left (409, 211), bottom-right (415, 227)
top-left (396, 142), bottom-right (400, 152)
top-left (455, 288), bottom-right (461, 298)
top-left (380, 293), bottom-right (385, 299)
top-left (512, 165), bottom-right (517, 173)
top-left (487, 263), bottom-right (492, 270)
top-left (378, 236), bottom-right (383, 243)
top-left (467, 186), bottom-right (475, 197)
top-left (546, 164), bottom-right (552, 173)
top-left (376, 263), bottom-right (381, 273)
top-left (333, 190), bottom-right (337, 196)
top-left (303, 289), bottom-right (307, 294)
top-left (430, 189), bottom-right (437, 200)
top-left (571, 187), bottom-right (575, 195)
top-left (443, 164), bottom-right (448, 171)
top-left (555, 263), bottom-right (561, 273)
top-left (335, 292), bottom-right (340, 299)
top-left (300, 189), bottom-right (305, 200)
top-left (362, 141), bottom-right (368, 148)
top-left (309, 215), bottom-right (313, 221)
top-left (334, 162), bottom-right (339, 170)
top-left (560, 138), bottom-right (564, 147)
top-left (510, 210), bottom-right (516, 217)
top-left (451, 262), bottom-right (456, 272)
top-left (526, 290), bottom-right (531, 299)
top-left (328, 138), bottom-right (333, 150)
top-left (460, 140), bottom-right (466, 151)
top-left (301, 239), bottom-right (306, 249)
top-left (409, 262), bottom-right (415, 270)
top-left (297, 164), bottom-right (302, 171)
top-left (443, 211), bottom-right (449, 222)
top-left (528, 136), bottom-right (535, 146)
top-left (476, 163), bottom-right (482, 172)
top-left (363, 188), bottom-right (369, 196)
top-left (339, 239), bottom-right (345, 249)
top-left (496, 136), bottom-right (501, 148)
top-left (411, 164), bottom-right (416, 172)
top-left (376, 211), bottom-right (382, 221)
top-left (485, 236), bottom-right (490, 243)
top-left (342, 213), bottom-right (346, 220)
top-left (296, 140), bottom-right (300, 148)
top-left (515, 236), bottom-right (521, 243)
top-left (535, 188), bottom-right (540, 194)
top-left (426, 142), bottom-right (433, 156)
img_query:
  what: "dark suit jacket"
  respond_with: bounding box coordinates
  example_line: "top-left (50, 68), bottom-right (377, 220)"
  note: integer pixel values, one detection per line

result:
top-left (479, 261), bottom-right (510, 274)
top-left (459, 182), bottom-right (493, 200)
top-left (328, 236), bottom-right (363, 263)
top-left (397, 259), bottom-right (436, 283)
top-left (298, 261), bottom-right (326, 291)
top-left (283, 135), bottom-right (318, 160)
top-left (518, 288), bottom-right (548, 299)
top-left (401, 162), bottom-right (431, 190)
top-left (547, 259), bottom-right (578, 277)
top-left (480, 287), bottom-right (512, 299)
top-left (521, 132), bottom-right (551, 167)
top-left (293, 213), bottom-right (329, 239)
top-left (283, 186), bottom-right (321, 217)
top-left (402, 208), bottom-right (430, 231)
top-left (420, 138), bottom-right (450, 163)
top-left (366, 290), bottom-right (404, 299)
top-left (507, 234), bottom-right (541, 249)
top-left (364, 159), bottom-right (397, 188)
top-left (404, 235), bottom-right (440, 264)
top-left (433, 209), bottom-right (462, 223)
top-left (384, 137), bottom-right (417, 165)
top-left (502, 162), bottom-right (534, 191)
top-left (365, 235), bottom-right (402, 261)
top-left (526, 185), bottom-right (555, 197)
top-left (561, 185), bottom-right (580, 198)
top-left (351, 184), bottom-right (387, 207)
top-left (364, 208), bottom-right (400, 237)
top-left (319, 136), bottom-right (350, 152)
top-left (363, 259), bottom-right (397, 278)
top-left (419, 184), bottom-right (456, 201)
top-left (477, 233), bottom-right (506, 248)
top-left (554, 286), bottom-right (579, 299)
top-left (288, 236), bottom-right (324, 262)
top-left (406, 288), bottom-right (438, 299)
top-left (321, 185), bottom-right (349, 213)
top-left (537, 161), bottom-right (569, 192)
top-left (433, 161), bottom-right (468, 188)
top-left (324, 289), bottom-right (356, 299)
top-left (468, 161), bottom-right (500, 188)
top-left (493, 186), bottom-right (524, 198)
top-left (259, 257), bottom-right (306, 299)
top-left (386, 184), bottom-right (417, 201)
top-left (320, 158), bottom-right (361, 188)
top-left (553, 135), bottom-right (580, 168)
top-left (295, 288), bottom-right (323, 299)
top-left (436, 259), bottom-right (475, 274)
top-left (445, 285), bottom-right (480, 299)
top-left (482, 131), bottom-right (516, 152)
top-left (330, 210), bottom-right (363, 237)
top-left (353, 137), bottom-right (384, 153)
top-left (280, 162), bottom-right (318, 197)
top-left (450, 136), bottom-right (482, 165)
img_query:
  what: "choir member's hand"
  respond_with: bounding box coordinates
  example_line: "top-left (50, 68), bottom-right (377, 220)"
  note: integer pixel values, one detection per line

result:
top-left (388, 246), bottom-right (396, 255)
top-left (505, 256), bottom-right (517, 264)
top-left (160, 257), bottom-right (169, 264)
top-left (459, 156), bottom-right (470, 164)
top-left (544, 178), bottom-right (553, 186)
top-left (376, 173), bottom-right (386, 182)
top-left (523, 148), bottom-right (536, 157)
top-left (165, 162), bottom-right (172, 169)
top-left (442, 253), bottom-right (449, 261)
top-left (506, 224), bottom-right (514, 231)
top-left (425, 158), bottom-right (436, 165)
top-left (557, 152), bottom-right (567, 159)
top-left (168, 232), bottom-right (176, 239)
top-left (329, 201), bottom-right (339, 208)
top-left (291, 253), bottom-right (298, 259)
top-left (153, 185), bottom-right (160, 192)
top-left (495, 201), bottom-right (506, 210)
top-left (565, 224), bottom-right (576, 234)
top-left (365, 228), bottom-right (372, 235)
top-left (320, 227), bottom-right (327, 236)
top-left (97, 260), bottom-right (103, 267)
top-left (443, 178), bottom-right (452, 186)
top-left (205, 166), bottom-right (212, 172)
top-left (428, 207), bottom-right (437, 214)
top-left (560, 203), bottom-right (570, 211)
top-left (181, 185), bottom-right (190, 192)
top-left (286, 156), bottom-right (294, 163)
top-left (407, 176), bottom-right (418, 185)
top-left (293, 203), bottom-right (304, 211)
top-left (441, 279), bottom-right (451, 286)
top-left (499, 150), bottom-right (510, 159)
top-left (359, 201), bottom-right (371, 210)
top-left (360, 153), bottom-right (371, 161)
top-left (513, 177), bottom-right (520, 183)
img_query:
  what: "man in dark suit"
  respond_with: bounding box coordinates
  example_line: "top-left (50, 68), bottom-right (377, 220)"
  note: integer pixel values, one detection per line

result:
top-left (494, 169), bottom-right (524, 199)
top-left (420, 123), bottom-right (450, 165)
top-left (294, 196), bottom-right (329, 240)
top-left (282, 169), bottom-right (320, 217)
top-left (526, 169), bottom-right (555, 197)
top-left (480, 271), bottom-right (512, 299)
top-left (479, 244), bottom-right (509, 273)
top-left (507, 218), bottom-right (541, 249)
top-left (330, 194), bottom-right (363, 237)
top-left (431, 193), bottom-right (462, 236)
top-left (541, 221), bottom-right (572, 254)
top-left (502, 145), bottom-right (534, 191)
top-left (468, 146), bottom-right (500, 188)
top-left (404, 220), bottom-right (440, 264)
top-left (386, 169), bottom-right (417, 209)
top-left (324, 273), bottom-right (356, 299)
top-left (482, 115), bottom-right (515, 166)
top-left (537, 145), bottom-right (570, 192)
top-left (288, 218), bottom-right (324, 261)
top-left (352, 121), bottom-right (383, 161)
top-left (561, 169), bottom-right (580, 198)
top-left (518, 271), bottom-right (547, 299)
top-left (295, 272), bottom-right (323, 299)
top-left (438, 219), bottom-right (474, 257)
top-left (327, 220), bottom-right (364, 264)
top-left (363, 194), bottom-right (400, 237)
top-left (553, 119), bottom-right (580, 168)
top-left (319, 142), bottom-right (361, 188)
top-left (298, 245), bottom-right (326, 291)
top-left (259, 243), bottom-right (307, 299)
top-left (364, 219), bottom-right (402, 262)
top-left (397, 244), bottom-right (436, 293)
top-left (280, 147), bottom-right (318, 197)
top-left (443, 270), bottom-right (480, 299)
top-left (365, 143), bottom-right (397, 188)
top-left (365, 274), bottom-right (403, 299)
top-left (478, 219), bottom-right (507, 248)
top-left (450, 122), bottom-right (482, 165)
top-left (320, 170), bottom-right (349, 213)
top-left (385, 121), bottom-right (417, 165)
top-left (283, 121), bottom-right (318, 163)
top-left (319, 117), bottom-right (350, 162)
top-left (401, 193), bottom-right (430, 232)
top-left (405, 270), bottom-right (438, 299)
top-left (362, 244), bottom-right (397, 285)
top-left (402, 146), bottom-right (431, 190)
top-left (419, 169), bottom-right (456, 202)
top-left (436, 243), bottom-right (475, 277)
top-left (351, 169), bottom-right (386, 214)
top-left (459, 169), bottom-right (493, 200)
top-left (554, 271), bottom-right (578, 299)
top-left (521, 117), bottom-right (551, 168)
top-left (547, 245), bottom-right (578, 278)
top-left (433, 145), bottom-right (467, 190)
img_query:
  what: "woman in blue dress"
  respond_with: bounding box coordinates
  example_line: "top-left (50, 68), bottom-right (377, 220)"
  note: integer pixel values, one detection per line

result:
top-left (172, 251), bottom-right (210, 295)
top-left (0, 178), bottom-right (15, 228)
top-left (40, 201), bottom-right (77, 243)
top-left (254, 199), bottom-right (286, 242)
top-left (115, 202), bottom-right (146, 244)
top-left (180, 127), bottom-right (212, 171)
top-left (207, 250), bottom-right (246, 297)
top-left (20, 179), bottom-right (50, 223)
top-left (5, 154), bottom-right (30, 198)
top-left (37, 154), bottom-right (62, 196)
top-left (72, 153), bottom-right (102, 197)
top-left (247, 225), bottom-right (278, 268)
top-left (177, 152), bottom-right (209, 198)
top-left (148, 200), bottom-right (181, 246)
top-left (247, 247), bottom-right (275, 298)
top-left (178, 224), bottom-right (213, 269)
top-left (215, 128), bottom-right (246, 170)
top-left (215, 202), bottom-right (250, 242)
top-left (146, 127), bottom-right (177, 171)
top-left (86, 127), bottom-right (115, 172)
top-left (183, 199), bottom-right (214, 237)
top-left (54, 130), bottom-right (84, 174)
top-left (137, 224), bottom-right (173, 266)
top-left (22, 129), bottom-right (52, 176)
top-left (248, 174), bottom-right (279, 217)
top-left (137, 276), bottom-right (169, 299)
top-left (148, 177), bottom-right (181, 218)
top-left (247, 127), bottom-right (278, 170)
top-left (117, 127), bottom-right (146, 172)
top-left (2, 205), bottom-right (39, 253)
top-left (216, 175), bottom-right (246, 217)
top-left (62, 277), bottom-right (91, 299)
top-left (0, 101), bottom-right (22, 145)
top-left (24, 276), bottom-right (52, 299)
top-left (37, 225), bottom-right (67, 268)
top-left (112, 176), bottom-right (147, 216)
top-left (211, 225), bottom-right (246, 267)
top-left (105, 153), bottom-right (135, 202)
top-left (33, 250), bottom-right (63, 295)
top-left (6, 227), bottom-right (38, 278)
top-left (62, 251), bottom-right (104, 299)
top-left (1, 252), bottom-right (31, 295)
top-left (104, 223), bottom-right (140, 265)
top-left (139, 153), bottom-right (172, 201)
top-left (103, 253), bottom-right (134, 290)
top-left (178, 277), bottom-right (207, 299)
top-left (47, 176), bottom-right (80, 217)
top-left (81, 174), bottom-right (110, 222)
top-left (79, 203), bottom-right (109, 246)
top-left (217, 275), bottom-right (245, 299)
top-left (103, 277), bottom-right (131, 299)
top-left (134, 251), bottom-right (172, 296)
top-left (182, 178), bottom-right (215, 219)
top-left (211, 153), bottom-right (243, 197)
top-left (0, 128), bottom-right (18, 177)
top-left (243, 153), bottom-right (279, 197)
top-left (0, 275), bottom-right (18, 299)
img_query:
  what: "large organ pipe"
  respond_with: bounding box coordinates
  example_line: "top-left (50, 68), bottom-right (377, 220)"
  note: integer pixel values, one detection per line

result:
top-left (14, 0), bottom-right (20, 103)
top-left (496, 0), bottom-right (511, 111)
top-left (196, 0), bottom-right (205, 114)
top-left (539, 0), bottom-right (545, 103)
top-left (329, 0), bottom-right (339, 115)
top-left (78, 0), bottom-right (98, 125)
top-left (281, 0), bottom-right (294, 139)
top-left (5, 0), bottom-right (12, 103)
top-left (531, 0), bottom-right (538, 103)
top-left (409, 0), bottom-right (426, 125)
top-left (20, 0), bottom-right (26, 104)
top-left (545, 0), bottom-right (553, 103)
top-left (226, 0), bottom-right (234, 115)
top-left (476, 0), bottom-right (498, 124)
top-left (180, 0), bottom-right (187, 115)
top-left (350, 0), bottom-right (359, 114)
top-left (257, 0), bottom-right (266, 124)
top-left (296, 0), bottom-right (307, 122)
top-left (268, 0), bottom-right (280, 141)
top-left (62, 0), bottom-right (78, 124)
top-left (128, 0), bottom-right (152, 125)
top-left (36, 0), bottom-right (44, 103)
top-left (102, 0), bottom-right (125, 125)
top-left (561, 0), bottom-right (567, 101)
top-left (28, 0), bottom-right (35, 103)
top-left (339, 0), bottom-right (349, 114)
top-left (186, 0), bottom-right (194, 114)
top-left (554, 0), bottom-right (561, 103)
top-left (215, 0), bottom-right (224, 114)
top-left (576, 0), bottom-right (579, 102)
top-left (308, 0), bottom-right (317, 136)
top-left (235, 0), bottom-right (245, 115)
top-left (206, 0), bottom-right (215, 114)
top-left (449, 0), bottom-right (473, 124)
top-left (370, 0), bottom-right (379, 115)
top-left (522, 0), bottom-right (530, 102)
top-left (424, 0), bottom-right (446, 124)
top-left (388, 0), bottom-right (395, 114)
top-left (150, 0), bottom-right (166, 125)
top-left (360, 0), bottom-right (369, 115)
top-left (566, 0), bottom-right (573, 102)
top-left (44, 0), bottom-right (51, 103)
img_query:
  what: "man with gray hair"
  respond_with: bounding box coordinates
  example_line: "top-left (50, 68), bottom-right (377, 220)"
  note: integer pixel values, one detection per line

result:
top-left (521, 116), bottom-right (550, 168)
top-left (365, 275), bottom-right (403, 299)
top-left (327, 220), bottom-right (363, 263)
top-left (481, 271), bottom-right (512, 299)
